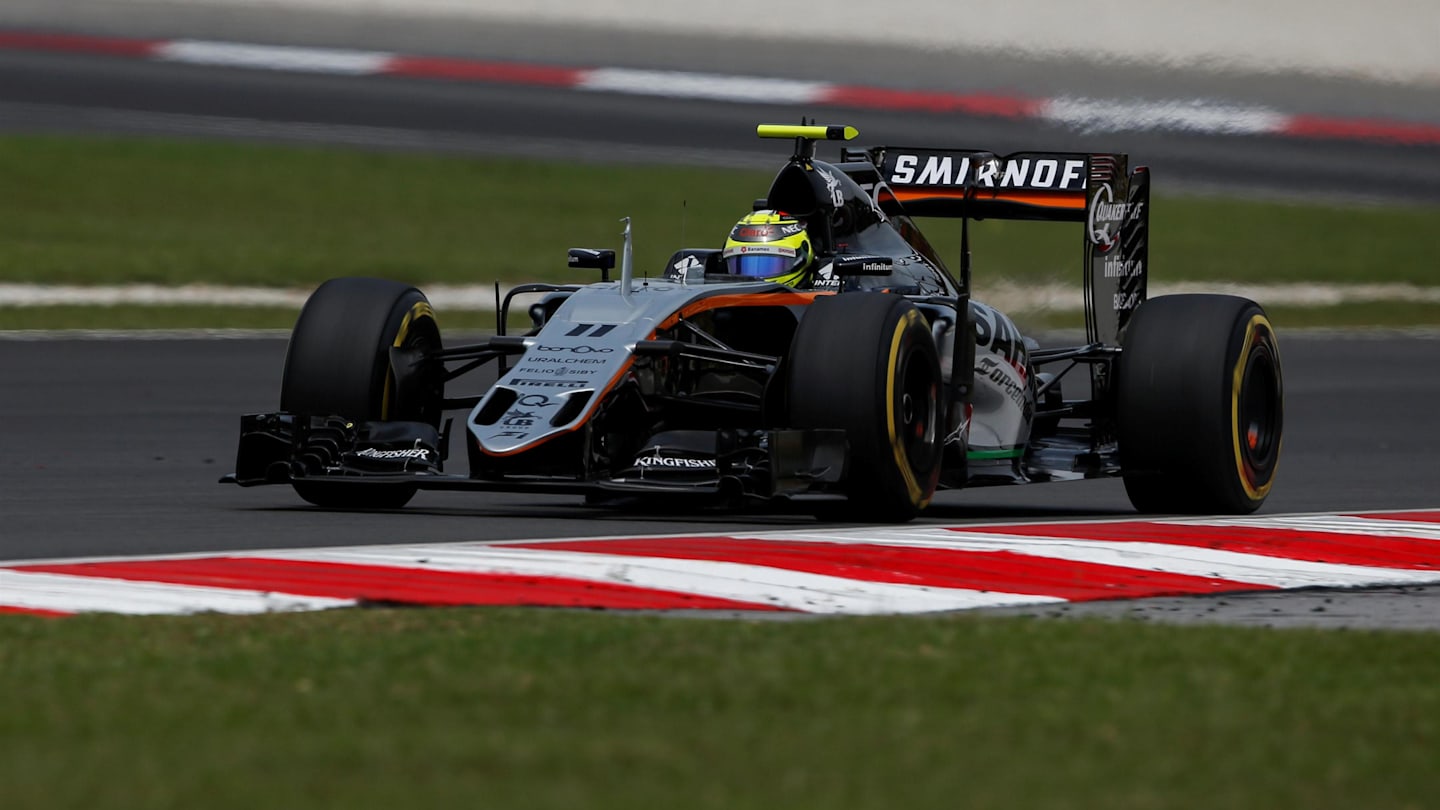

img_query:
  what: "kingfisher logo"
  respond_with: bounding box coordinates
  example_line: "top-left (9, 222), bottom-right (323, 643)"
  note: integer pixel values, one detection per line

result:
top-left (634, 454), bottom-right (716, 469)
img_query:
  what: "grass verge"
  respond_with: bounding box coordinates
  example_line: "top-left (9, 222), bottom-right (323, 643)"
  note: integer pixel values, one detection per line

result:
top-left (3, 134), bottom-right (1437, 289)
top-left (1009, 299), bottom-right (1440, 334)
top-left (3, 608), bottom-right (1438, 809)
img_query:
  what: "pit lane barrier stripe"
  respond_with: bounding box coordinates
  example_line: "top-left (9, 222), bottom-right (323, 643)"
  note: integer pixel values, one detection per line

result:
top-left (1, 30), bottom-right (1437, 147)
top-left (3, 509), bottom-right (1439, 617)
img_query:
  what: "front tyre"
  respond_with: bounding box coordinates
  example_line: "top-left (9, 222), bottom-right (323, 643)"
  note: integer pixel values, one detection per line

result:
top-left (280, 277), bottom-right (444, 509)
top-left (1117, 294), bottom-right (1283, 514)
top-left (787, 294), bottom-right (942, 522)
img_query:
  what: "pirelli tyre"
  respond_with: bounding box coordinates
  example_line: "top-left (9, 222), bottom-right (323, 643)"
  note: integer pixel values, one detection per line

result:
top-left (1117, 294), bottom-right (1283, 514)
top-left (787, 293), bottom-right (942, 522)
top-left (280, 277), bottom-right (443, 509)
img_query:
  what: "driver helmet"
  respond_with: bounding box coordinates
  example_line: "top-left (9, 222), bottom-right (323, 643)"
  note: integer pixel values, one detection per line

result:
top-left (721, 210), bottom-right (814, 286)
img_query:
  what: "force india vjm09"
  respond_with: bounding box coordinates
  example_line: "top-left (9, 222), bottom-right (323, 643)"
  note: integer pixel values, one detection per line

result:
top-left (223, 124), bottom-right (1283, 522)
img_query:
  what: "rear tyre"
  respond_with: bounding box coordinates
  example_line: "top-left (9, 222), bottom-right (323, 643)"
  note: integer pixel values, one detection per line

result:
top-left (1117, 294), bottom-right (1282, 514)
top-left (787, 294), bottom-right (942, 522)
top-left (280, 277), bottom-right (444, 509)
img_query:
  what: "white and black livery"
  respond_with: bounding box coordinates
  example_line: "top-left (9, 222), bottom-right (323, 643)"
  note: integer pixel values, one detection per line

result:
top-left (223, 124), bottom-right (1283, 521)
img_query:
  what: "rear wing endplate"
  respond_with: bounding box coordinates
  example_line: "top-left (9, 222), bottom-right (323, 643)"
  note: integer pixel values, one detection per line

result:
top-left (845, 147), bottom-right (1150, 346)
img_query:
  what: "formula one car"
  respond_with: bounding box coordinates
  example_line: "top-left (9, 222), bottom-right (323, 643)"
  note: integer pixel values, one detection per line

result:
top-left (223, 124), bottom-right (1283, 521)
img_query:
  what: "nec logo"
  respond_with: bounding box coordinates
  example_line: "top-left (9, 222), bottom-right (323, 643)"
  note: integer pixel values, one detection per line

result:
top-left (887, 153), bottom-right (1087, 191)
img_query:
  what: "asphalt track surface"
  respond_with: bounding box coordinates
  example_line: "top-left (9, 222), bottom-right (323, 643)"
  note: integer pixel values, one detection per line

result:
top-left (1, 11), bottom-right (1439, 625)
top-left (3, 332), bottom-right (1437, 545)
top-left (1, 21), bottom-right (1440, 204)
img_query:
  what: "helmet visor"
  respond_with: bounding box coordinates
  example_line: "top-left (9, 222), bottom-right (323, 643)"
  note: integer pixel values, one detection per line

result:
top-left (725, 253), bottom-right (795, 278)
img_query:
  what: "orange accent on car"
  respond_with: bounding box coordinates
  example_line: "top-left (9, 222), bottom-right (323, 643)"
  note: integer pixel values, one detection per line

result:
top-left (890, 188), bottom-right (1086, 209)
top-left (656, 290), bottom-right (830, 330)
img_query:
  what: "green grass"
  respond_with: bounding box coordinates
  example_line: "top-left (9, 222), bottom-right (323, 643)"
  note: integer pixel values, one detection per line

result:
top-left (2, 609), bottom-right (1438, 809)
top-left (1, 135), bottom-right (1437, 329)
top-left (4, 134), bottom-right (1439, 288)
top-left (0, 135), bottom-right (762, 288)
top-left (1010, 299), bottom-right (1440, 334)
top-left (951, 199), bottom-right (1440, 286)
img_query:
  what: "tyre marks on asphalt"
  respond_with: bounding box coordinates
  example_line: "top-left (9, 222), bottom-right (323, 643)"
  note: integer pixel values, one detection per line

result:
top-left (3, 509), bottom-right (1440, 618)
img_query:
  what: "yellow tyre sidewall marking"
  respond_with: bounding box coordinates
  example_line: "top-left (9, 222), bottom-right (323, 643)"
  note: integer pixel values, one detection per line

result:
top-left (381, 300), bottom-right (435, 420)
top-left (885, 309), bottom-right (929, 508)
top-left (1230, 313), bottom-right (1277, 502)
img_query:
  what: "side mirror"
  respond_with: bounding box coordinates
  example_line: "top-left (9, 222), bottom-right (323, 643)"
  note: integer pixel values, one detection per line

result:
top-left (832, 254), bottom-right (894, 276)
top-left (568, 248), bottom-right (616, 281)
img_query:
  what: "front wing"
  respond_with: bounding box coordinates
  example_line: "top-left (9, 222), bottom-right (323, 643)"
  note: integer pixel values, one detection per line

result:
top-left (221, 412), bottom-right (848, 500)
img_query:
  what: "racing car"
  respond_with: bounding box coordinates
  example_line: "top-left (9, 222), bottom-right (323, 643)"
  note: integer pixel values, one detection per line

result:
top-left (222, 124), bottom-right (1283, 522)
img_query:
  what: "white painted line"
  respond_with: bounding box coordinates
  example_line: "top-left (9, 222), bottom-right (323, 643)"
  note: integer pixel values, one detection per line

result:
top-left (0, 329), bottom-right (292, 341)
top-left (5, 282), bottom-right (1440, 312)
top-left (1039, 96), bottom-right (1287, 136)
top-left (0, 569), bottom-right (355, 616)
top-left (0, 283), bottom-right (312, 308)
top-left (155, 40), bottom-right (394, 75)
top-left (578, 68), bottom-right (828, 104)
top-left (266, 544), bottom-right (1064, 614)
top-left (0, 284), bottom-right (514, 310)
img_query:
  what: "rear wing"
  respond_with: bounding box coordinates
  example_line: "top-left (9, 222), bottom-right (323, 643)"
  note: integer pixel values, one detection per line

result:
top-left (841, 146), bottom-right (1150, 347)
